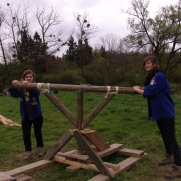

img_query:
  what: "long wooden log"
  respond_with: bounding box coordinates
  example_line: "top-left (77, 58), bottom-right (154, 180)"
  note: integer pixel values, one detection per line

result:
top-left (5, 160), bottom-right (53, 177)
top-left (12, 83), bottom-right (137, 94)
top-left (77, 90), bottom-right (83, 129)
top-left (77, 90), bottom-right (84, 154)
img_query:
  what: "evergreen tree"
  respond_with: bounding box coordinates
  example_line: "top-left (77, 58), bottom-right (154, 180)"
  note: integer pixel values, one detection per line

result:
top-left (100, 46), bottom-right (107, 60)
top-left (32, 31), bottom-right (47, 72)
top-left (75, 38), bottom-right (93, 76)
top-left (64, 36), bottom-right (77, 61)
top-left (33, 31), bottom-right (42, 60)
top-left (16, 30), bottom-right (49, 72)
top-left (16, 30), bottom-right (34, 62)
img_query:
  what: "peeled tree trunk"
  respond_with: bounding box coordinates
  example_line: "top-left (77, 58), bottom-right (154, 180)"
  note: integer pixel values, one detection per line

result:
top-left (12, 82), bottom-right (138, 94)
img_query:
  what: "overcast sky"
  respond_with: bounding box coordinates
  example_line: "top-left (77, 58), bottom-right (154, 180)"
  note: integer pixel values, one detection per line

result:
top-left (1, 0), bottom-right (179, 55)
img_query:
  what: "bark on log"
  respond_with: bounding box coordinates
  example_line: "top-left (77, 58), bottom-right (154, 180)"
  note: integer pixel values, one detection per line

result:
top-left (12, 83), bottom-right (138, 94)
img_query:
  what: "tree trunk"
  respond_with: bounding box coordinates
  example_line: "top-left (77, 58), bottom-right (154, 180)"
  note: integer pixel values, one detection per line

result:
top-left (0, 37), bottom-right (11, 83)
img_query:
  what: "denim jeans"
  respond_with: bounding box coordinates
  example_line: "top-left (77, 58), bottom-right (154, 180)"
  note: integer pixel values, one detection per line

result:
top-left (156, 118), bottom-right (181, 166)
top-left (22, 114), bottom-right (44, 151)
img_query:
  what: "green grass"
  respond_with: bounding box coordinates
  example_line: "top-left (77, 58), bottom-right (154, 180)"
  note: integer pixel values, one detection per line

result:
top-left (1, 91), bottom-right (181, 181)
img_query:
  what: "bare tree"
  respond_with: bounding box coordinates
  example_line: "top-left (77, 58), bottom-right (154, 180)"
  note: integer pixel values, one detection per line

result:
top-left (0, 6), bottom-right (10, 83)
top-left (71, 12), bottom-right (98, 76)
top-left (96, 34), bottom-right (124, 84)
top-left (34, 6), bottom-right (70, 73)
top-left (99, 34), bottom-right (120, 52)
top-left (2, 2), bottom-right (31, 61)
top-left (123, 0), bottom-right (181, 77)
top-left (74, 12), bottom-right (98, 42)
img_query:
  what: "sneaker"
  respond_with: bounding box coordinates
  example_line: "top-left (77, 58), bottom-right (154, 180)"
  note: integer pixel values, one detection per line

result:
top-left (38, 147), bottom-right (44, 157)
top-left (158, 154), bottom-right (174, 166)
top-left (165, 165), bottom-right (181, 179)
top-left (24, 151), bottom-right (33, 160)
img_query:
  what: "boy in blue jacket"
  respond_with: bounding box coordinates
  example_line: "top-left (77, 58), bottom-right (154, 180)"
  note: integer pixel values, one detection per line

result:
top-left (9, 70), bottom-right (44, 159)
top-left (133, 56), bottom-right (181, 179)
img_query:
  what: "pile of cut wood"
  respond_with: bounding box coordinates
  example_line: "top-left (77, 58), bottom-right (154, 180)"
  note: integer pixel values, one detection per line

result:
top-left (0, 115), bottom-right (21, 126)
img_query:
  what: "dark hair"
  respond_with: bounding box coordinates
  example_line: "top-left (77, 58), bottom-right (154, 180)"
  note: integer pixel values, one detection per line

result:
top-left (143, 56), bottom-right (160, 86)
top-left (21, 70), bottom-right (35, 82)
top-left (142, 56), bottom-right (159, 69)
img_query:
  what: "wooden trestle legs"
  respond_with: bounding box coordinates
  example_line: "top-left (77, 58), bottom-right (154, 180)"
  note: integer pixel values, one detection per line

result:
top-left (2, 83), bottom-right (147, 181)
top-left (42, 90), bottom-right (147, 180)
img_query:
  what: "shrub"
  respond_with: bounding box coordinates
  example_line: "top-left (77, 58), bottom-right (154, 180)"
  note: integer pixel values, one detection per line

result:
top-left (84, 71), bottom-right (105, 85)
top-left (57, 70), bottom-right (84, 84)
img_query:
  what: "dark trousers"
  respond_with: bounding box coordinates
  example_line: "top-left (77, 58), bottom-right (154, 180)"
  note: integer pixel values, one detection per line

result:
top-left (156, 118), bottom-right (181, 166)
top-left (22, 114), bottom-right (44, 151)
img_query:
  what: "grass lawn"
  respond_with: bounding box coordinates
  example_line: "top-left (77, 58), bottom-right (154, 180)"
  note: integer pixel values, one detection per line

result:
top-left (1, 90), bottom-right (181, 181)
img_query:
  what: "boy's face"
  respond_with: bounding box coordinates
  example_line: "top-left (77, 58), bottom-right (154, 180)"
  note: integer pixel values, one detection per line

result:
top-left (24, 73), bottom-right (34, 83)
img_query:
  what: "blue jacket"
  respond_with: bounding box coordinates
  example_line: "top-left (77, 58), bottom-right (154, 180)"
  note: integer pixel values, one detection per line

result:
top-left (143, 72), bottom-right (175, 121)
top-left (9, 87), bottom-right (42, 121)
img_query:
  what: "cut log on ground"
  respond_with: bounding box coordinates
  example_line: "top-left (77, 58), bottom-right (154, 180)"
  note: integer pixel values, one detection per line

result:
top-left (0, 115), bottom-right (21, 126)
